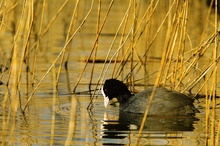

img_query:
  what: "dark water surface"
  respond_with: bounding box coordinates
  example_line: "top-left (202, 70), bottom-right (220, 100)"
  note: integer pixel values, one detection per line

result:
top-left (0, 0), bottom-right (220, 145)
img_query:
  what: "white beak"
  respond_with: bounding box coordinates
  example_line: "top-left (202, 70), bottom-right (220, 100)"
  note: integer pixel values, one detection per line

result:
top-left (101, 87), bottom-right (109, 108)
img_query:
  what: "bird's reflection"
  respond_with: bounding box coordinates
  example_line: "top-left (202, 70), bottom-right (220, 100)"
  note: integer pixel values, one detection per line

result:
top-left (101, 111), bottom-right (199, 144)
top-left (118, 112), bottom-right (198, 131)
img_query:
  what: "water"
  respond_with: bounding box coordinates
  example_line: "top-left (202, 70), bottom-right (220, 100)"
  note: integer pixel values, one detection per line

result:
top-left (1, 93), bottom-right (218, 145)
top-left (0, 0), bottom-right (220, 145)
top-left (0, 84), bottom-right (218, 145)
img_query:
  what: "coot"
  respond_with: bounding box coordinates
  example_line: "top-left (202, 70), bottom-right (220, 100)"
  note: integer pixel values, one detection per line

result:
top-left (101, 79), bottom-right (199, 116)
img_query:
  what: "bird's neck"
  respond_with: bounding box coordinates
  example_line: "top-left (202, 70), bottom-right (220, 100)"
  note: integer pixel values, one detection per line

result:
top-left (117, 94), bottom-right (131, 103)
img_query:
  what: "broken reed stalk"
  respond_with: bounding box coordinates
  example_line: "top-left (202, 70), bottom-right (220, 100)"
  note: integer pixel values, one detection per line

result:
top-left (73, 0), bottom-right (115, 92)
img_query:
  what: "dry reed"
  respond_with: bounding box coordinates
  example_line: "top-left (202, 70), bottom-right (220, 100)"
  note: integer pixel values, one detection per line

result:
top-left (0, 0), bottom-right (219, 145)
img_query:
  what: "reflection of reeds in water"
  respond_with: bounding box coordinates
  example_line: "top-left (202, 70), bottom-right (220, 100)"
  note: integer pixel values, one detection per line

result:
top-left (0, 0), bottom-right (219, 145)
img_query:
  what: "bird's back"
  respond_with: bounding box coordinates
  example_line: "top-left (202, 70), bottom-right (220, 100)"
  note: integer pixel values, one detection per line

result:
top-left (120, 87), bottom-right (199, 115)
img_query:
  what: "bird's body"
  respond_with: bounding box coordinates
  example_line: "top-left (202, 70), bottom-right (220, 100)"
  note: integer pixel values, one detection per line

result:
top-left (102, 79), bottom-right (199, 116)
